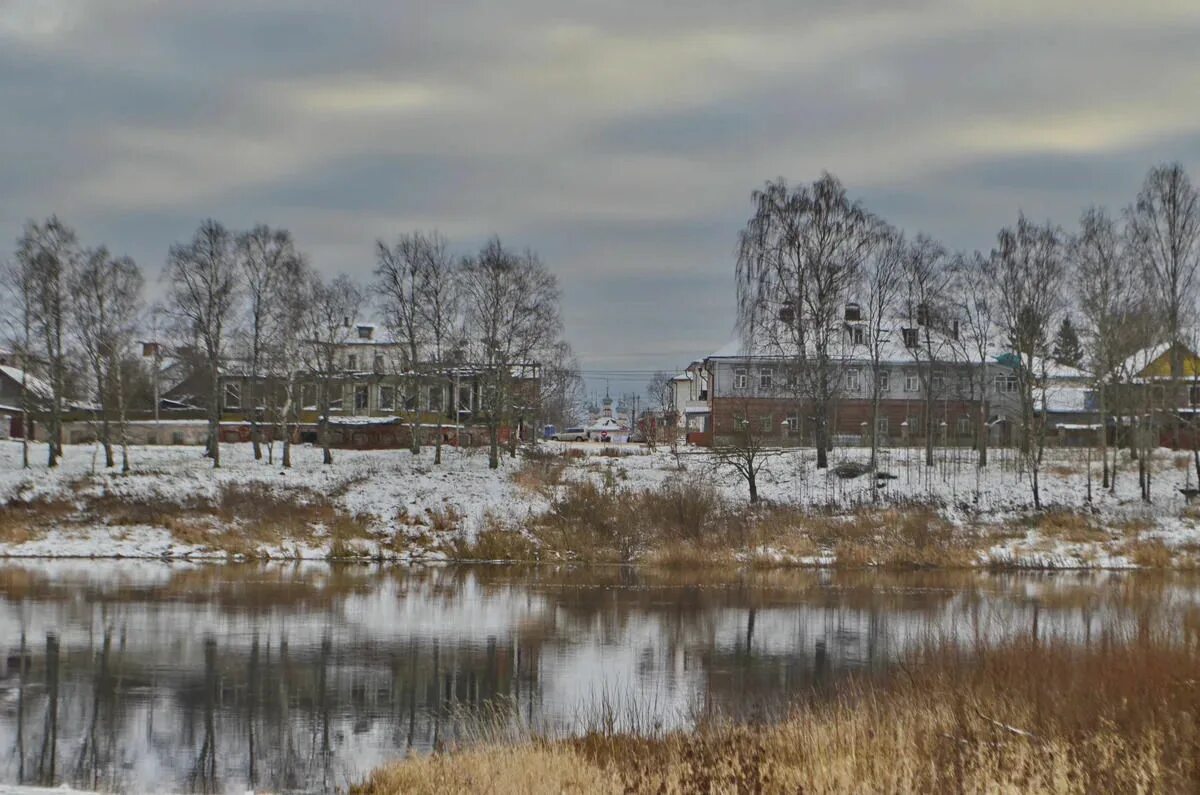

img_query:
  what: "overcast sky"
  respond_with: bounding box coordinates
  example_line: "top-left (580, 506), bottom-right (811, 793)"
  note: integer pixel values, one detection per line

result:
top-left (3, 1), bottom-right (1199, 399)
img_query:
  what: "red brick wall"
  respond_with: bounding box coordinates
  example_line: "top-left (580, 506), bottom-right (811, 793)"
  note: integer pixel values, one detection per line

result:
top-left (709, 397), bottom-right (983, 445)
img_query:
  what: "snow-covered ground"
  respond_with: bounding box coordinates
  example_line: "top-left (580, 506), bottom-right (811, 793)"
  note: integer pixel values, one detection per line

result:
top-left (1, 439), bottom-right (1198, 567)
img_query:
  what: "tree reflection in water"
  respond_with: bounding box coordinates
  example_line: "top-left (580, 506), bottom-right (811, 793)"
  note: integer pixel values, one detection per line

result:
top-left (0, 562), bottom-right (1195, 793)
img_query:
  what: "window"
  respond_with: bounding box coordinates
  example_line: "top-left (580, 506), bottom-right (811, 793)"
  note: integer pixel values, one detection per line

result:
top-left (876, 416), bottom-right (888, 436)
top-left (347, 354), bottom-right (358, 370)
top-left (357, 325), bottom-right (373, 340)
top-left (905, 371), bottom-right (919, 392)
top-left (374, 354), bottom-right (385, 371)
top-left (957, 415), bottom-right (972, 437)
top-left (786, 368), bottom-right (799, 388)
top-left (458, 386), bottom-right (472, 413)
top-left (931, 373), bottom-right (944, 392)
top-left (902, 328), bottom-right (918, 348)
top-left (1188, 385), bottom-right (1200, 407)
top-left (846, 368), bottom-right (861, 392)
top-left (844, 302), bottom-right (862, 321)
top-left (379, 386), bottom-right (395, 411)
top-left (786, 414), bottom-right (801, 434)
top-left (916, 303), bottom-right (931, 326)
top-left (760, 414), bottom-right (774, 433)
top-left (734, 367), bottom-right (748, 390)
top-left (995, 374), bottom-right (1018, 394)
top-left (848, 324), bottom-right (865, 345)
top-left (223, 382), bottom-right (241, 410)
top-left (778, 300), bottom-right (795, 323)
top-left (908, 415), bottom-right (922, 435)
top-left (354, 385), bottom-right (369, 411)
top-left (404, 390), bottom-right (418, 411)
top-left (428, 384), bottom-right (443, 411)
top-left (760, 367), bottom-right (774, 390)
top-left (878, 370), bottom-right (890, 392)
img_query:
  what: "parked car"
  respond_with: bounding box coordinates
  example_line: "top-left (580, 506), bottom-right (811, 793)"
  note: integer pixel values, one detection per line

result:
top-left (553, 427), bottom-right (588, 441)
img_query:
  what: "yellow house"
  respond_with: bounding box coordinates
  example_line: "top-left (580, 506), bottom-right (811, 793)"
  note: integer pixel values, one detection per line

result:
top-left (1132, 342), bottom-right (1200, 380)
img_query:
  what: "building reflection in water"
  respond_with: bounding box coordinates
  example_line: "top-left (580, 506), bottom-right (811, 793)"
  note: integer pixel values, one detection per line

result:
top-left (0, 563), bottom-right (1194, 793)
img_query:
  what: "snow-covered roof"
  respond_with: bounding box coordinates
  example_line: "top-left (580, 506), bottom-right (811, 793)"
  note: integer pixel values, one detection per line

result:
top-left (0, 365), bottom-right (53, 400)
top-left (1038, 382), bottom-right (1094, 414)
top-left (706, 323), bottom-right (974, 366)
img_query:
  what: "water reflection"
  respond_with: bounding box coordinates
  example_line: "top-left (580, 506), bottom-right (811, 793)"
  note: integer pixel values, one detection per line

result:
top-left (0, 562), bottom-right (1196, 793)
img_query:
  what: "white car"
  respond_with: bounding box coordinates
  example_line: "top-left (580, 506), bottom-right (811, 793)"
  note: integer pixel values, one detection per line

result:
top-left (553, 427), bottom-right (588, 441)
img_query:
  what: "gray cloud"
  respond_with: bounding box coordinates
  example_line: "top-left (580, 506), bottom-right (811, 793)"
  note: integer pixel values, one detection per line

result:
top-left (3, 0), bottom-right (1200, 398)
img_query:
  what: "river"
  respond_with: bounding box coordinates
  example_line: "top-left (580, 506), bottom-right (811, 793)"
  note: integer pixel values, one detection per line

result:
top-left (0, 561), bottom-right (1195, 793)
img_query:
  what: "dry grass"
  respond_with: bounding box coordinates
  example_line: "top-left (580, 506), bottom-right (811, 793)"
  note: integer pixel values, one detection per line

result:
top-left (450, 514), bottom-right (539, 561)
top-left (1020, 510), bottom-right (1112, 544)
top-left (0, 497), bottom-right (75, 544)
top-left (3, 482), bottom-right (373, 558)
top-left (1123, 537), bottom-right (1176, 568)
top-left (355, 634), bottom-right (1200, 795)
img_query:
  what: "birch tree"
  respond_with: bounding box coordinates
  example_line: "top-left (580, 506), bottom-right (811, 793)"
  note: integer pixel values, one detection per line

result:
top-left (375, 232), bottom-right (437, 456)
top-left (735, 174), bottom-right (878, 468)
top-left (3, 258), bottom-right (35, 467)
top-left (236, 225), bottom-right (301, 462)
top-left (461, 238), bottom-right (562, 470)
top-left (163, 220), bottom-right (241, 468)
top-left (994, 215), bottom-right (1067, 510)
top-left (1072, 207), bottom-right (1142, 491)
top-left (1127, 163), bottom-right (1200, 385)
top-left (414, 232), bottom-right (463, 465)
top-left (16, 217), bottom-right (80, 467)
top-left (900, 234), bottom-right (956, 467)
top-left (952, 251), bottom-right (999, 469)
top-left (861, 226), bottom-right (904, 474)
top-left (304, 273), bottom-right (362, 466)
top-left (272, 258), bottom-right (311, 469)
top-left (72, 248), bottom-right (144, 471)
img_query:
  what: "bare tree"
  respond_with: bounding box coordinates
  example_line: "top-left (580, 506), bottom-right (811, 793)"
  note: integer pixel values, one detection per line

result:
top-left (736, 174), bottom-right (878, 469)
top-left (952, 251), bottom-right (999, 470)
top-left (163, 220), bottom-right (241, 468)
top-left (72, 248), bottom-right (143, 471)
top-left (710, 399), bottom-right (781, 504)
top-left (1128, 163), bottom-right (1200, 385)
top-left (3, 258), bottom-right (35, 468)
top-left (375, 235), bottom-right (425, 455)
top-left (16, 217), bottom-right (80, 467)
top-left (1072, 207), bottom-right (1146, 491)
top-left (899, 234), bottom-right (958, 467)
top-left (994, 215), bottom-right (1067, 510)
top-left (273, 259), bottom-right (312, 469)
top-left (861, 227), bottom-right (904, 474)
top-left (375, 231), bottom-right (456, 457)
top-left (461, 237), bottom-right (562, 469)
top-left (414, 233), bottom-right (463, 465)
top-left (304, 273), bottom-right (363, 465)
top-left (236, 225), bottom-right (301, 462)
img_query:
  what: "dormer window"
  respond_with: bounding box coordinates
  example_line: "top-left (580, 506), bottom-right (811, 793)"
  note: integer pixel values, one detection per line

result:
top-left (778, 300), bottom-right (795, 324)
top-left (844, 303), bottom-right (862, 322)
top-left (357, 325), bottom-right (373, 340)
top-left (902, 328), bottom-right (918, 348)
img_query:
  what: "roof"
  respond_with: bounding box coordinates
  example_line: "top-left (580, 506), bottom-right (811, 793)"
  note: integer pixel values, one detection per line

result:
top-left (706, 322), bottom-right (975, 366)
top-left (0, 365), bottom-right (54, 401)
top-left (1121, 341), bottom-right (1200, 380)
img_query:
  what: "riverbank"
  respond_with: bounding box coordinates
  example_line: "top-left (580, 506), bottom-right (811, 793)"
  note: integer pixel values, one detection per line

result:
top-left (2, 439), bottom-right (1199, 568)
top-left (353, 633), bottom-right (1200, 794)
